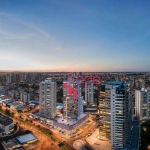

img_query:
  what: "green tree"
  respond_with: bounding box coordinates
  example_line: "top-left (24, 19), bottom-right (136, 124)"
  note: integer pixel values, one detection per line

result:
top-left (141, 121), bottom-right (150, 149)
top-left (5, 109), bottom-right (10, 115)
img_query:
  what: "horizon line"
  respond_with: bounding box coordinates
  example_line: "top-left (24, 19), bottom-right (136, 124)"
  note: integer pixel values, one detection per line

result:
top-left (0, 70), bottom-right (149, 73)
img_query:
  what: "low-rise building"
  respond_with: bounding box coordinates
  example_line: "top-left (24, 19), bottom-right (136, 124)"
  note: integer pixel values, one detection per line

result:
top-left (16, 105), bottom-right (29, 112)
top-left (10, 102), bottom-right (22, 111)
top-left (0, 99), bottom-right (13, 107)
top-left (15, 133), bottom-right (38, 145)
top-left (2, 139), bottom-right (23, 150)
top-left (0, 113), bottom-right (14, 134)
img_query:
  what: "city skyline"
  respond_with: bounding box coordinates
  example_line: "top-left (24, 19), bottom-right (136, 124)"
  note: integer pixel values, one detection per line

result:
top-left (0, 1), bottom-right (150, 72)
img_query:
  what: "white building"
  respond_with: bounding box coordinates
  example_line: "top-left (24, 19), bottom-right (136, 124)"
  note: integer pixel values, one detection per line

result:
top-left (135, 89), bottom-right (150, 120)
top-left (0, 113), bottom-right (14, 134)
top-left (20, 92), bottom-right (30, 103)
top-left (6, 74), bottom-right (11, 84)
top-left (39, 79), bottom-right (56, 119)
top-left (99, 81), bottom-right (132, 149)
top-left (85, 82), bottom-right (94, 105)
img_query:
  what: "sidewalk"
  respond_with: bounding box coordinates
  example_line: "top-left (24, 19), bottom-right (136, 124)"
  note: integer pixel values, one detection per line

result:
top-left (86, 129), bottom-right (111, 150)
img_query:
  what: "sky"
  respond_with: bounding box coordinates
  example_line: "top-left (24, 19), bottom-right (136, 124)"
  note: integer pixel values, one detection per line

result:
top-left (0, 0), bottom-right (150, 72)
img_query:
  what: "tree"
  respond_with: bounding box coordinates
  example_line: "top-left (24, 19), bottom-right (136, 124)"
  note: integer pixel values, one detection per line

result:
top-left (76, 127), bottom-right (80, 132)
top-left (57, 89), bottom-right (63, 103)
top-left (49, 131), bottom-right (53, 136)
top-left (141, 121), bottom-right (150, 149)
top-left (5, 109), bottom-right (10, 115)
top-left (58, 142), bottom-right (64, 147)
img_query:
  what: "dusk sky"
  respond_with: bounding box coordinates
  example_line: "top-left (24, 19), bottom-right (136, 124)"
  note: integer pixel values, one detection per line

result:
top-left (0, 0), bottom-right (150, 72)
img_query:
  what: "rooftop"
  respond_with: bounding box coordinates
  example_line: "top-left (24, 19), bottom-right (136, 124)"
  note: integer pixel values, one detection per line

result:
top-left (15, 133), bottom-right (37, 144)
top-left (0, 113), bottom-right (13, 126)
top-left (56, 105), bottom-right (63, 109)
top-left (2, 139), bottom-right (22, 149)
top-left (106, 81), bottom-right (123, 85)
top-left (2, 100), bottom-right (13, 105)
top-left (56, 113), bottom-right (87, 126)
top-left (9, 102), bottom-right (22, 107)
top-left (17, 105), bottom-right (29, 111)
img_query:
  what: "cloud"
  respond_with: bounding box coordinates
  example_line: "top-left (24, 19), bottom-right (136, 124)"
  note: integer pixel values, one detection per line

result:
top-left (0, 11), bottom-right (66, 52)
top-left (13, 19), bottom-right (67, 52)
top-left (0, 29), bottom-right (36, 40)
top-left (0, 12), bottom-right (16, 17)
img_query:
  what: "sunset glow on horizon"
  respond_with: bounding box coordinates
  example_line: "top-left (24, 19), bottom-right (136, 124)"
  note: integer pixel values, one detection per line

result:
top-left (0, 0), bottom-right (150, 72)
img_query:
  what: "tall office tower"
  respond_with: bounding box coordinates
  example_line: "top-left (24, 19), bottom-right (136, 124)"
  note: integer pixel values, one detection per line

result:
top-left (135, 89), bottom-right (150, 120)
top-left (85, 82), bottom-right (94, 105)
top-left (39, 79), bottom-right (56, 119)
top-left (99, 81), bottom-right (132, 149)
top-left (63, 78), bottom-right (83, 122)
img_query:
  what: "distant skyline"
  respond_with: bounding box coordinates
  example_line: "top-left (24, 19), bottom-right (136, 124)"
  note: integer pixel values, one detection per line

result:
top-left (0, 0), bottom-right (150, 72)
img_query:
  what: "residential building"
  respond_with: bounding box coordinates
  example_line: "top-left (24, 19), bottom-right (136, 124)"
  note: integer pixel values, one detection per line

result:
top-left (99, 81), bottom-right (132, 149)
top-left (0, 113), bottom-right (14, 134)
top-left (20, 92), bottom-right (30, 103)
top-left (6, 74), bottom-right (11, 84)
top-left (85, 82), bottom-right (94, 105)
top-left (39, 79), bottom-right (56, 119)
top-left (63, 78), bottom-right (83, 122)
top-left (135, 89), bottom-right (150, 120)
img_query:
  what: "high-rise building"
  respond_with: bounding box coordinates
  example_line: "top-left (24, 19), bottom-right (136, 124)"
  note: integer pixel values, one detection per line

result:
top-left (39, 79), bottom-right (56, 119)
top-left (99, 81), bottom-right (132, 149)
top-left (20, 91), bottom-right (30, 103)
top-left (85, 82), bottom-right (94, 105)
top-left (6, 74), bottom-right (11, 84)
top-left (63, 78), bottom-right (83, 122)
top-left (135, 89), bottom-right (150, 120)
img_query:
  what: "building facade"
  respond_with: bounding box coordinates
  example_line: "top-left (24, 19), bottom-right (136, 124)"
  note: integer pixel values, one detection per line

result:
top-left (39, 79), bottom-right (56, 119)
top-left (135, 89), bottom-right (150, 120)
top-left (99, 81), bottom-right (132, 149)
top-left (63, 78), bottom-right (83, 122)
top-left (0, 113), bottom-right (14, 134)
top-left (85, 82), bottom-right (94, 105)
top-left (20, 92), bottom-right (30, 103)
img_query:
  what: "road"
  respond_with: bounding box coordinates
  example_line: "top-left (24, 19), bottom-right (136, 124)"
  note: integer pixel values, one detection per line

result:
top-left (0, 107), bottom-right (61, 150)
top-left (32, 120), bottom-right (74, 150)
top-left (32, 118), bottom-right (96, 150)
top-left (17, 119), bottom-right (61, 150)
top-left (68, 121), bottom-right (96, 150)
top-left (1, 106), bottom-right (98, 150)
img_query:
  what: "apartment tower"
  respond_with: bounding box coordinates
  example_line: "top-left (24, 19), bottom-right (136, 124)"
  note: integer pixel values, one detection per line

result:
top-left (135, 89), bottom-right (150, 120)
top-left (99, 81), bottom-right (132, 149)
top-left (39, 79), bottom-right (56, 119)
top-left (85, 82), bottom-right (94, 105)
top-left (63, 78), bottom-right (83, 122)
